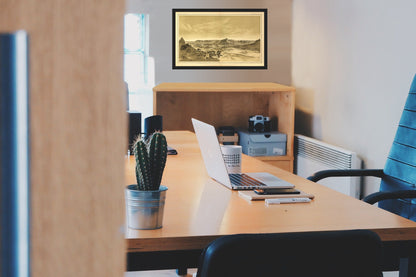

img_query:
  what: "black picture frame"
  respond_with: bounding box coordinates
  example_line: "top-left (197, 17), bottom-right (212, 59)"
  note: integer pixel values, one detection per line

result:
top-left (172, 9), bottom-right (267, 70)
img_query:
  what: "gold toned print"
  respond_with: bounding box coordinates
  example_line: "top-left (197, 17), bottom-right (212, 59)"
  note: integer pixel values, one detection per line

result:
top-left (174, 11), bottom-right (266, 68)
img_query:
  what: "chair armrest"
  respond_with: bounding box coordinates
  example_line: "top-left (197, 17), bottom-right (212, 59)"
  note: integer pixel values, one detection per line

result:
top-left (363, 190), bottom-right (416, 205)
top-left (307, 169), bottom-right (385, 182)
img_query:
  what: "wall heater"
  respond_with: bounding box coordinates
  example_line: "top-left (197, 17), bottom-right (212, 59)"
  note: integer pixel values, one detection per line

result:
top-left (294, 135), bottom-right (362, 199)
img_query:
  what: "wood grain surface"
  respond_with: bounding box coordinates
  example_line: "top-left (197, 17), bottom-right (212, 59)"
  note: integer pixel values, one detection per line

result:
top-left (153, 83), bottom-right (295, 171)
top-left (0, 1), bottom-right (126, 276)
top-left (126, 131), bottom-right (416, 253)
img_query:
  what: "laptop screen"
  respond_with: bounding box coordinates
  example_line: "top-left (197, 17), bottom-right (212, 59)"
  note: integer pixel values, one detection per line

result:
top-left (191, 118), bottom-right (232, 187)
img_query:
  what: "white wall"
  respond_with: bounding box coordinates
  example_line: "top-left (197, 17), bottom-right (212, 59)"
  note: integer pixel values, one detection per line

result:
top-left (126, 0), bottom-right (292, 85)
top-left (126, 0), bottom-right (416, 196)
top-left (292, 0), bottom-right (416, 195)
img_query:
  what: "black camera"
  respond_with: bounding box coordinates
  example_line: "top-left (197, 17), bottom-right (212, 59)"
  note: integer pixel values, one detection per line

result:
top-left (248, 115), bottom-right (271, 133)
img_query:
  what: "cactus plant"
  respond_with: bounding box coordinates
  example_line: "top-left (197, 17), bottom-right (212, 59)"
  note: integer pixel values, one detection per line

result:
top-left (133, 132), bottom-right (168, 190)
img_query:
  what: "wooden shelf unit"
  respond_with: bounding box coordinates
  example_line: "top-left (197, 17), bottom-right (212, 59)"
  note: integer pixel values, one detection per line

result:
top-left (153, 82), bottom-right (295, 172)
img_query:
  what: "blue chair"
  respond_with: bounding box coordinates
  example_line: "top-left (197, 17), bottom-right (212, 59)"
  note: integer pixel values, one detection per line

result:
top-left (196, 230), bottom-right (382, 277)
top-left (308, 74), bottom-right (416, 221)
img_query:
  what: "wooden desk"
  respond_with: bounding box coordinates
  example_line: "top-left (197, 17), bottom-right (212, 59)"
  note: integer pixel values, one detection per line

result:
top-left (125, 131), bottom-right (416, 273)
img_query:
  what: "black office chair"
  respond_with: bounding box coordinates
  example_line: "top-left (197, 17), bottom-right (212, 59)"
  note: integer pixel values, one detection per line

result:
top-left (307, 74), bottom-right (416, 221)
top-left (196, 230), bottom-right (382, 277)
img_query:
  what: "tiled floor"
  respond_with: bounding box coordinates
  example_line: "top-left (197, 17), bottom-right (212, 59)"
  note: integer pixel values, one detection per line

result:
top-left (383, 272), bottom-right (398, 277)
top-left (125, 269), bottom-right (398, 277)
top-left (125, 269), bottom-right (197, 277)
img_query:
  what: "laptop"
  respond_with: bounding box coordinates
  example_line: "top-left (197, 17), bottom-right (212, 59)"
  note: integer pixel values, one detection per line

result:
top-left (191, 118), bottom-right (295, 190)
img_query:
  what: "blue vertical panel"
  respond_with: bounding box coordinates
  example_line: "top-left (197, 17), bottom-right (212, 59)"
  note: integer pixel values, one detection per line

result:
top-left (0, 31), bottom-right (30, 277)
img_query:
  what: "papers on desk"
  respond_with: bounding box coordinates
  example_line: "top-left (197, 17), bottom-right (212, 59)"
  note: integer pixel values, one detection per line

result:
top-left (265, 198), bottom-right (311, 205)
top-left (238, 190), bottom-right (314, 201)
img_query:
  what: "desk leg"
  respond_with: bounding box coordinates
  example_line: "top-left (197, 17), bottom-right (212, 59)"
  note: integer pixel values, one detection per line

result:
top-left (176, 268), bottom-right (187, 275)
top-left (399, 257), bottom-right (416, 277)
top-left (127, 250), bottom-right (201, 271)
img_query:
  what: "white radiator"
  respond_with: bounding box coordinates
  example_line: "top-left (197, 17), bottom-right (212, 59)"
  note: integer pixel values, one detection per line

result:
top-left (294, 135), bottom-right (362, 198)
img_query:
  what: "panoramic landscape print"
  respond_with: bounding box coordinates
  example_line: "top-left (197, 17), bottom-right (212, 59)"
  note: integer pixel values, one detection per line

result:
top-left (173, 10), bottom-right (267, 68)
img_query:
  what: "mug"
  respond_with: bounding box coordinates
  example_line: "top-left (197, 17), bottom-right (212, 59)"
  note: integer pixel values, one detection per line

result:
top-left (220, 145), bottom-right (242, 174)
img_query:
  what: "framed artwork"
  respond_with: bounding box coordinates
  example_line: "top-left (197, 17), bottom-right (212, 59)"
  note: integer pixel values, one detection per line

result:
top-left (172, 9), bottom-right (267, 69)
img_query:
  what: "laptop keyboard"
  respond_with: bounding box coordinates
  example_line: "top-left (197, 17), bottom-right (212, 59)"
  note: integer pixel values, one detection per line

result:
top-left (229, 173), bottom-right (266, 189)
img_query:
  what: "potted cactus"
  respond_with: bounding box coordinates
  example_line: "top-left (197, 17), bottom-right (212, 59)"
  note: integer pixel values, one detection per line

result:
top-left (125, 132), bottom-right (168, 230)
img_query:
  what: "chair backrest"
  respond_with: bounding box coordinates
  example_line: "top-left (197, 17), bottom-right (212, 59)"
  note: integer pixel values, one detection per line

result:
top-left (380, 74), bottom-right (416, 220)
top-left (196, 230), bottom-right (382, 277)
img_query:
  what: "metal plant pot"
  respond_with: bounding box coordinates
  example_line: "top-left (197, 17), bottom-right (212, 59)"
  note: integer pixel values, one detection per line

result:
top-left (125, 185), bottom-right (168, 230)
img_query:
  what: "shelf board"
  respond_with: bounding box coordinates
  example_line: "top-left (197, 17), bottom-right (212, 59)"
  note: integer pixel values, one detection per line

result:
top-left (255, 155), bottom-right (293, 161)
top-left (153, 82), bottom-right (295, 93)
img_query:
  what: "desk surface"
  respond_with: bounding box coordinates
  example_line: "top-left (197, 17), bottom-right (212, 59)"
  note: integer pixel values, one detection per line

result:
top-left (125, 131), bottom-right (416, 253)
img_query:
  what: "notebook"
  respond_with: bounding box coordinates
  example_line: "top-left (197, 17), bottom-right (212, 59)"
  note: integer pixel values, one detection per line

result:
top-left (191, 118), bottom-right (295, 190)
top-left (238, 190), bottom-right (315, 201)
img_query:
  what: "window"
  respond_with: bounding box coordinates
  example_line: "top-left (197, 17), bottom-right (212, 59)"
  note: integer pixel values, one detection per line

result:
top-left (124, 13), bottom-right (154, 120)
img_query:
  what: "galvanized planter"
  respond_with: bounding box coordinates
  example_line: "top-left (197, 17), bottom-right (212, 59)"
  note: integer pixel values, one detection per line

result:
top-left (125, 185), bottom-right (168, 230)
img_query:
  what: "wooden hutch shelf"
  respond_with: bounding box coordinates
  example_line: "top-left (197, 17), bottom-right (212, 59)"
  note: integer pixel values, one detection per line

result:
top-left (153, 82), bottom-right (295, 172)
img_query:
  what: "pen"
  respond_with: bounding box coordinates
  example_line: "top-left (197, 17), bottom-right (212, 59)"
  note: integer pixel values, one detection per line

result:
top-left (265, 198), bottom-right (311, 205)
